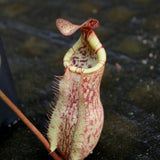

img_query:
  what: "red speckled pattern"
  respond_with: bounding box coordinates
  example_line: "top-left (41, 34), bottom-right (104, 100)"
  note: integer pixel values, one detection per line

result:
top-left (54, 66), bottom-right (104, 160)
top-left (56, 19), bottom-right (80, 36)
top-left (78, 68), bottom-right (104, 158)
top-left (57, 70), bottom-right (81, 159)
top-left (70, 41), bottom-right (98, 69)
top-left (56, 19), bottom-right (99, 36)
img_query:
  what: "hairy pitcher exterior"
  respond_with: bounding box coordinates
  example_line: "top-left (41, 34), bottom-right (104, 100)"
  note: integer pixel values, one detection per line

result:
top-left (47, 19), bottom-right (106, 160)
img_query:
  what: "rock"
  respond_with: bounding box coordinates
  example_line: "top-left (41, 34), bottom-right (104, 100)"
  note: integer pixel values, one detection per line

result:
top-left (17, 37), bottom-right (49, 56)
top-left (128, 81), bottom-right (160, 114)
top-left (0, 0), bottom-right (9, 5)
top-left (100, 113), bottom-right (138, 158)
top-left (117, 37), bottom-right (149, 59)
top-left (4, 4), bottom-right (29, 17)
top-left (16, 71), bottom-right (47, 104)
top-left (95, 27), bottom-right (114, 41)
top-left (101, 65), bottom-right (124, 91)
top-left (106, 7), bottom-right (134, 23)
top-left (76, 1), bottom-right (103, 14)
top-left (144, 16), bottom-right (160, 33)
top-left (44, 48), bottom-right (67, 74)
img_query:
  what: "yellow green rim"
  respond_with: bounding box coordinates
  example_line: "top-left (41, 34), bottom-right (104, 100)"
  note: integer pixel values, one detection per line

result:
top-left (63, 31), bottom-right (106, 74)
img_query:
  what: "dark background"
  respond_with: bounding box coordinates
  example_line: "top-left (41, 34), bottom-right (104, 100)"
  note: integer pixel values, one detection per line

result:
top-left (0, 0), bottom-right (160, 159)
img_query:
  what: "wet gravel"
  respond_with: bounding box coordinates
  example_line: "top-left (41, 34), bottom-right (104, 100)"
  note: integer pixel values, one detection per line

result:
top-left (0, 0), bottom-right (160, 159)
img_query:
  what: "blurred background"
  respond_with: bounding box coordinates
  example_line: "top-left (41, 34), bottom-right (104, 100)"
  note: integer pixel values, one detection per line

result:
top-left (0, 0), bottom-right (160, 159)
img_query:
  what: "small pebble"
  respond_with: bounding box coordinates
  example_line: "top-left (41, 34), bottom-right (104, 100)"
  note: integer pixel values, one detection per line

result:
top-left (115, 62), bottom-right (121, 69)
top-left (151, 113), bottom-right (155, 118)
top-left (131, 17), bottom-right (137, 23)
top-left (149, 65), bottom-right (154, 70)
top-left (8, 124), bottom-right (12, 127)
top-left (151, 44), bottom-right (155, 48)
top-left (150, 80), bottom-right (154, 85)
top-left (139, 79), bottom-right (143, 82)
top-left (128, 112), bottom-right (134, 116)
top-left (141, 59), bottom-right (147, 65)
top-left (146, 85), bottom-right (150, 91)
top-left (137, 35), bottom-right (142, 40)
top-left (12, 119), bottom-right (18, 125)
top-left (153, 55), bottom-right (157, 59)
top-left (142, 39), bottom-right (147, 44)
top-left (116, 77), bottom-right (120, 81)
top-left (153, 36), bottom-right (158, 42)
top-left (143, 140), bottom-right (148, 144)
top-left (156, 135), bottom-right (160, 140)
top-left (149, 53), bottom-right (153, 58)
top-left (92, 9), bottom-right (98, 14)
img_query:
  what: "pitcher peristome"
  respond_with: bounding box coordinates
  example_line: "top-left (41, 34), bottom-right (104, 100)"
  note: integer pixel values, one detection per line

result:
top-left (47, 18), bottom-right (106, 160)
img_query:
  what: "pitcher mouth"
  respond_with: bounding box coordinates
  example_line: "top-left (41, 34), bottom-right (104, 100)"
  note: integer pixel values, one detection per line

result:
top-left (63, 31), bottom-right (106, 74)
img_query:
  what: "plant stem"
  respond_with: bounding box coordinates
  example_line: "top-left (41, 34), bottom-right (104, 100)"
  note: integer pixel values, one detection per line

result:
top-left (0, 90), bottom-right (63, 160)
